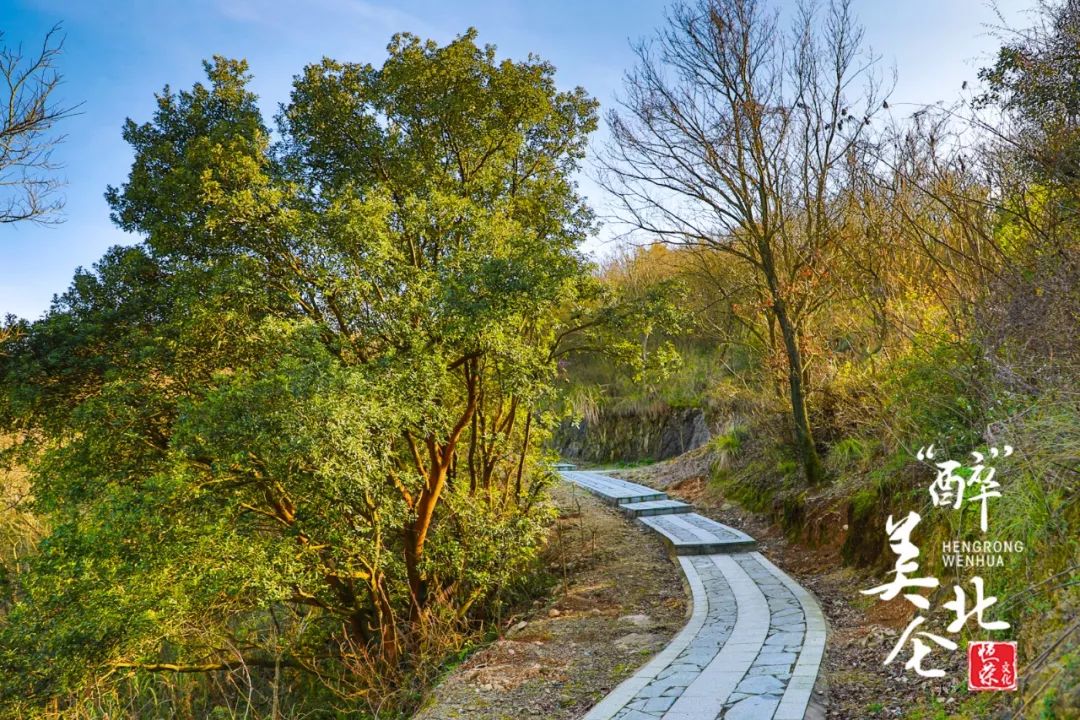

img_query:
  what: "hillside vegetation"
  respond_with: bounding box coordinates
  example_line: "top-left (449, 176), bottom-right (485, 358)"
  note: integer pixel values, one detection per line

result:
top-left (1, 0), bottom-right (1078, 718)
top-left (557, 1), bottom-right (1080, 717)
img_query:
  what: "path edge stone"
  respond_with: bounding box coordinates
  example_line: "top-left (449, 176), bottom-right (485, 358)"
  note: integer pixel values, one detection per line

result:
top-left (751, 552), bottom-right (829, 720)
top-left (581, 556), bottom-right (709, 720)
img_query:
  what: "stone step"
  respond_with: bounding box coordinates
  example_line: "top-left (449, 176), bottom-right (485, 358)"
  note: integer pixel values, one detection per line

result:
top-left (561, 470), bottom-right (668, 505)
top-left (639, 512), bottom-right (758, 555)
top-left (620, 498), bottom-right (693, 518)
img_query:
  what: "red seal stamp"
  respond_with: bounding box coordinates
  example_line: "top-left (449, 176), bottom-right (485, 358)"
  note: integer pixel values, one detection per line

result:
top-left (968, 641), bottom-right (1017, 691)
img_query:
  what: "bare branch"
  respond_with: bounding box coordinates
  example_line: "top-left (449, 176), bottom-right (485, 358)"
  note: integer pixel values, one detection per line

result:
top-left (0, 24), bottom-right (80, 226)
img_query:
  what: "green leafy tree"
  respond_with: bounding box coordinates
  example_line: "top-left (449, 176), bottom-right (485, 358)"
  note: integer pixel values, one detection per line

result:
top-left (979, 0), bottom-right (1080, 189)
top-left (1, 31), bottom-right (597, 716)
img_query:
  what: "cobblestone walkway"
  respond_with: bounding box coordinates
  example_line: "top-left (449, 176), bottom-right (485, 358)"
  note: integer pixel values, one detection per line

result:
top-left (561, 470), bottom-right (826, 720)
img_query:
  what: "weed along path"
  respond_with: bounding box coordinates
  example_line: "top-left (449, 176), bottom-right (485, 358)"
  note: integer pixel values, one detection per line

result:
top-left (561, 470), bottom-right (827, 720)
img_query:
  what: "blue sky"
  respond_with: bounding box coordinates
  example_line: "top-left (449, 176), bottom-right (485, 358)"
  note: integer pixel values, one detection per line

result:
top-left (1, 0), bottom-right (1029, 321)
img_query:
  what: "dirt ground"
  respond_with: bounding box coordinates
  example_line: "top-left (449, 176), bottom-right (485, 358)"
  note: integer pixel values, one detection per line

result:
top-left (414, 482), bottom-right (688, 720)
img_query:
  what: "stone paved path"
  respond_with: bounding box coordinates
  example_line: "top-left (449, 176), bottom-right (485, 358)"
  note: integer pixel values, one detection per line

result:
top-left (560, 470), bottom-right (826, 720)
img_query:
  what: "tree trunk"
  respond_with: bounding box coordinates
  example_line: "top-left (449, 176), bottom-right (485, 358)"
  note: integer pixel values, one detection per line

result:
top-left (774, 300), bottom-right (825, 484)
top-left (371, 572), bottom-right (400, 664)
top-left (758, 240), bottom-right (825, 485)
top-left (402, 361), bottom-right (478, 622)
top-left (513, 410), bottom-right (532, 501)
top-left (404, 458), bottom-right (446, 621)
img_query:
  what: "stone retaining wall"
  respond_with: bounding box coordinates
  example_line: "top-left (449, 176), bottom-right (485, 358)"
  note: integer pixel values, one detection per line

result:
top-left (554, 406), bottom-right (711, 463)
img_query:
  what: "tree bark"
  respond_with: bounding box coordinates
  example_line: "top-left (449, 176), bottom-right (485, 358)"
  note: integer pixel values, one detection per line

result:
top-left (773, 299), bottom-right (824, 484)
top-left (404, 455), bottom-right (447, 621)
top-left (403, 359), bottom-right (479, 622)
top-left (759, 240), bottom-right (825, 485)
top-left (513, 410), bottom-right (532, 501)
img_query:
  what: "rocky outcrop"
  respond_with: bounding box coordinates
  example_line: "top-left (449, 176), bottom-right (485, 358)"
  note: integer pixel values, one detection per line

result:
top-left (555, 406), bottom-right (711, 463)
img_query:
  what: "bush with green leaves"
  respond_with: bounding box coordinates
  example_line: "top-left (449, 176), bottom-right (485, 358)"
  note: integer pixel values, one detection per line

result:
top-left (0, 31), bottom-right (601, 717)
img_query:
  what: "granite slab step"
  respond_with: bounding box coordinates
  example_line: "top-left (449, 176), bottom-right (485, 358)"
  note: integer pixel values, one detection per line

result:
top-left (561, 470), bottom-right (668, 505)
top-left (639, 512), bottom-right (757, 555)
top-left (620, 498), bottom-right (693, 518)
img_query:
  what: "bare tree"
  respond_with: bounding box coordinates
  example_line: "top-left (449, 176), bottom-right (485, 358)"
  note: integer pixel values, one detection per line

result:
top-left (1, 25), bottom-right (75, 225)
top-left (599, 0), bottom-right (886, 484)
